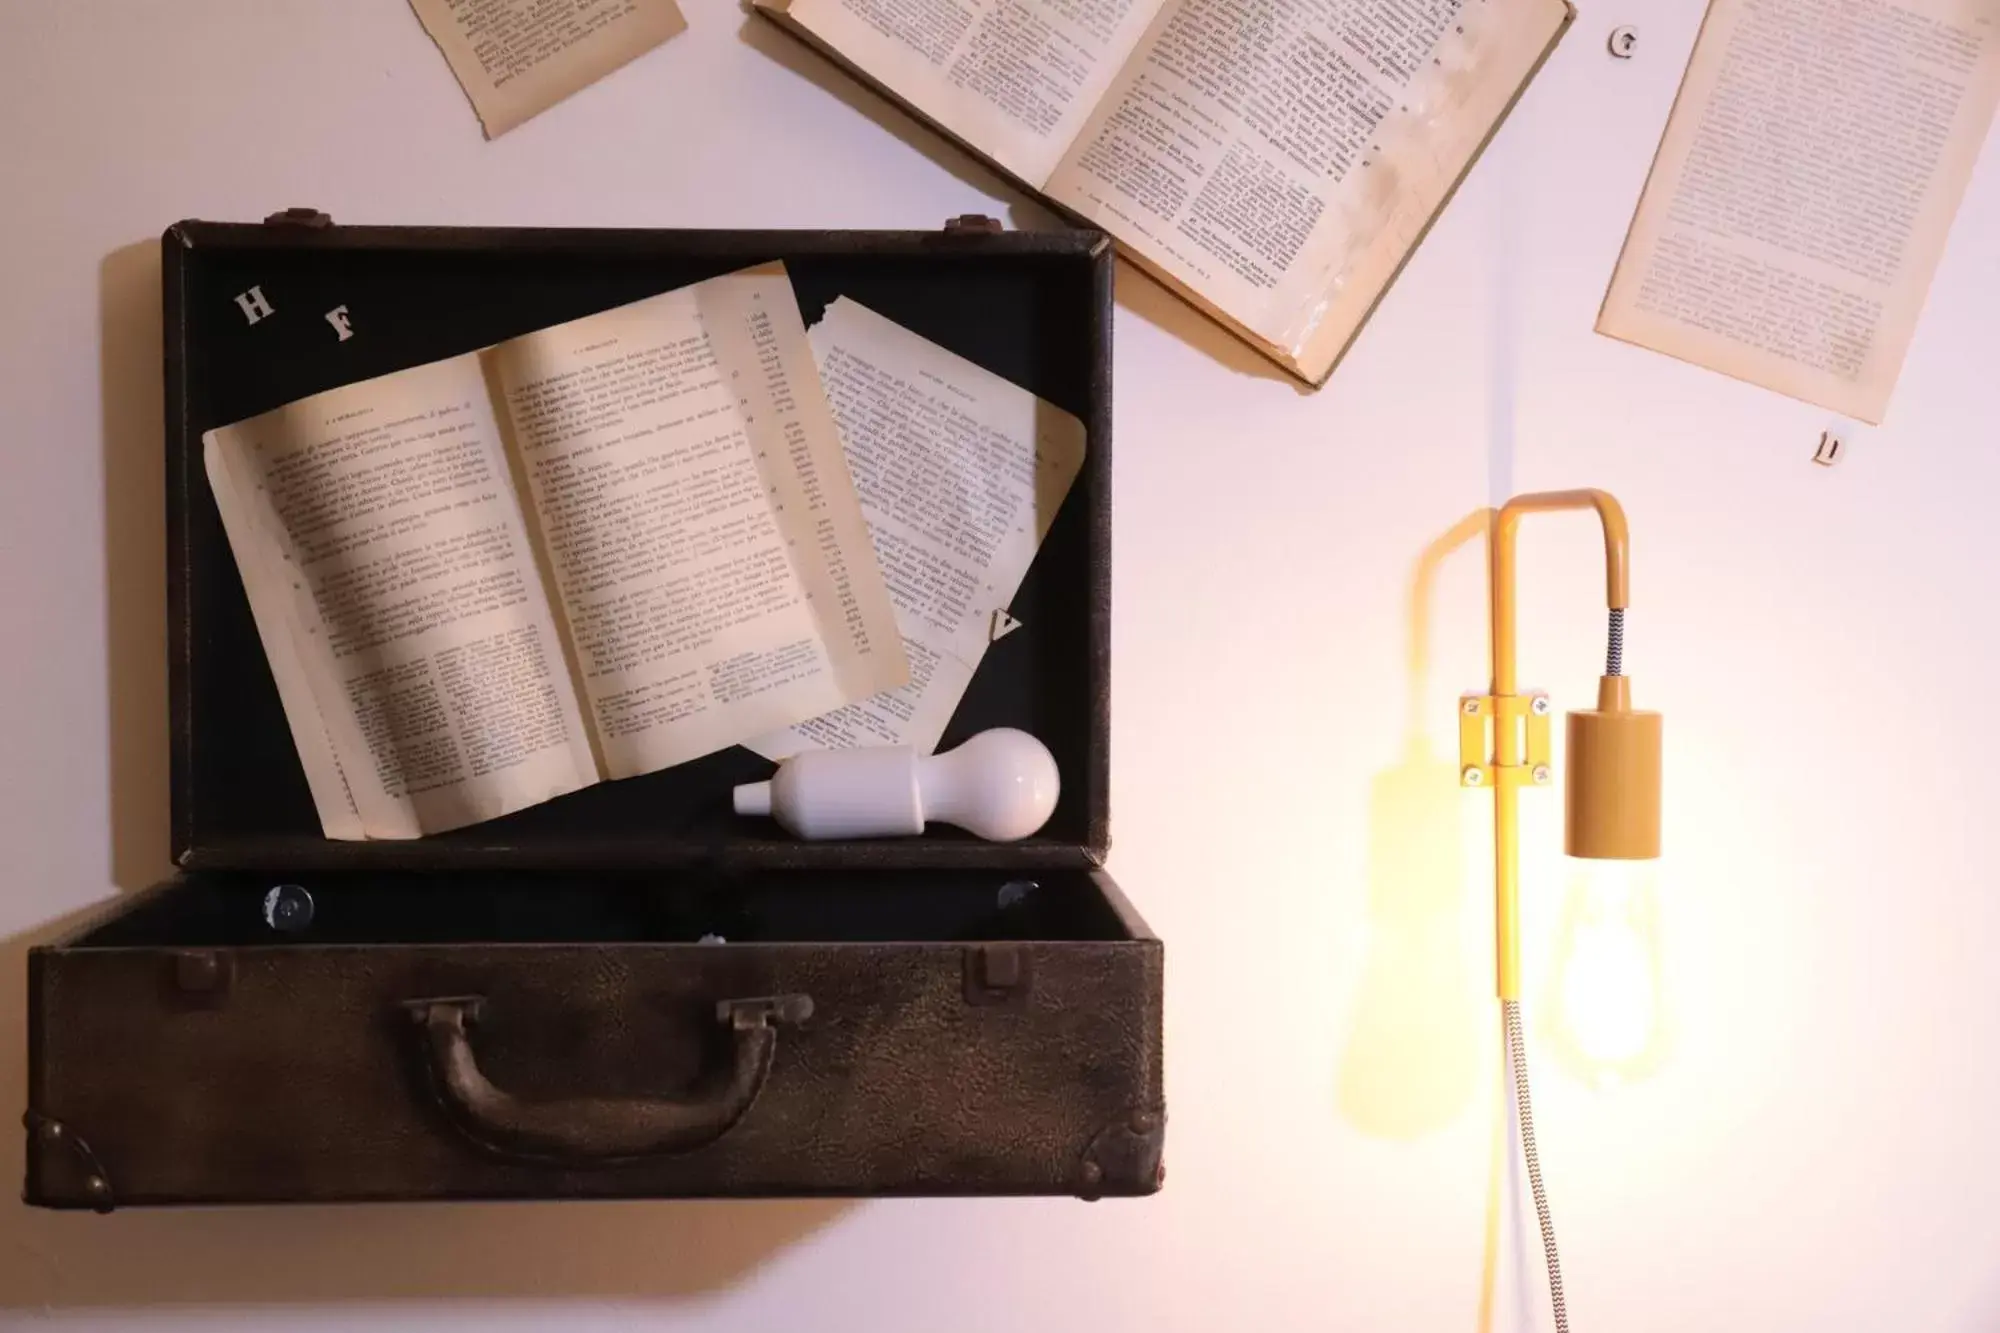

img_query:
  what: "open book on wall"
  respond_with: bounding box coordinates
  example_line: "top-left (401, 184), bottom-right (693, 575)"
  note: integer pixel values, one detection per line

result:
top-left (756, 0), bottom-right (1573, 384)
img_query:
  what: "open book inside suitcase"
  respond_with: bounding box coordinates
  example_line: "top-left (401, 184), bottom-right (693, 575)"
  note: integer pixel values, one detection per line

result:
top-left (24, 214), bottom-right (1163, 1208)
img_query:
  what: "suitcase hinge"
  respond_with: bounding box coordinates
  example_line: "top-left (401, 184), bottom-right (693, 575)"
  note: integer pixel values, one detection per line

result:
top-left (942, 214), bottom-right (1003, 236)
top-left (264, 207), bottom-right (334, 229)
top-left (1076, 1107), bottom-right (1166, 1201)
top-left (963, 942), bottom-right (1031, 1005)
top-left (23, 1111), bottom-right (116, 1213)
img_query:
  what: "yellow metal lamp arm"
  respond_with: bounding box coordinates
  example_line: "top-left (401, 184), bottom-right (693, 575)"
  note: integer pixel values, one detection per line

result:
top-left (1465, 487), bottom-right (1660, 1333)
top-left (1472, 489), bottom-right (1659, 1002)
top-left (1491, 489), bottom-right (1629, 699)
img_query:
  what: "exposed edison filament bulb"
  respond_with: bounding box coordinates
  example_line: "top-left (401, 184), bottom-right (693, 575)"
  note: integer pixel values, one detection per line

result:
top-left (1544, 858), bottom-right (1668, 1087)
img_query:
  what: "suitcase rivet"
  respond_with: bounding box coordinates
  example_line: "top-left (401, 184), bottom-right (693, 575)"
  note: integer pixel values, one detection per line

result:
top-left (263, 883), bottom-right (315, 933)
top-left (85, 1175), bottom-right (108, 1196)
top-left (1130, 1111), bottom-right (1157, 1136)
top-left (38, 1120), bottom-right (63, 1143)
top-left (996, 880), bottom-right (1037, 909)
top-left (1079, 1161), bottom-right (1104, 1191)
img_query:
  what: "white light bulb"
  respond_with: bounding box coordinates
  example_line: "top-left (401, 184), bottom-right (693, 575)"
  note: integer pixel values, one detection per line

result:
top-left (732, 728), bottom-right (1060, 841)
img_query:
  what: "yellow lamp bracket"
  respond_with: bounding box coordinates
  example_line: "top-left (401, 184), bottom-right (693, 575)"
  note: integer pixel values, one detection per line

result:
top-left (1457, 690), bottom-right (1553, 792)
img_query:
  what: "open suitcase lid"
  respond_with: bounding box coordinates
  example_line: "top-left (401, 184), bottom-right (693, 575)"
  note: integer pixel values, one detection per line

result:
top-left (164, 213), bottom-right (1113, 874)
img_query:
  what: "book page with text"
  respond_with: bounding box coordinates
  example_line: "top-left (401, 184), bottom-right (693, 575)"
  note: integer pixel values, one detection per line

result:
top-left (748, 298), bottom-right (1086, 760)
top-left (1044, 0), bottom-right (1569, 379)
top-left (204, 354), bottom-right (598, 839)
top-left (487, 266), bottom-right (908, 780)
top-left (409, 0), bottom-right (688, 138)
top-left (1597, 0), bottom-right (2000, 423)
top-left (760, 0), bottom-right (1167, 184)
top-left (205, 454), bottom-right (367, 841)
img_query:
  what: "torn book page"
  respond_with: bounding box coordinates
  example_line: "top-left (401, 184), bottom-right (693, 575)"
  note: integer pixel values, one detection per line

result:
top-left (747, 297), bottom-right (1086, 759)
top-left (410, 0), bottom-right (687, 138)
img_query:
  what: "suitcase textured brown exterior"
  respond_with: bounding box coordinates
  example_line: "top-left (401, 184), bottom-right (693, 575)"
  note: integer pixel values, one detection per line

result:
top-left (25, 216), bottom-right (1164, 1209)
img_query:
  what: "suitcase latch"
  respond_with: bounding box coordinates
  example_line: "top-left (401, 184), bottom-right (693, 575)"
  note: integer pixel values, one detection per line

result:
top-left (264, 207), bottom-right (334, 229)
top-left (963, 942), bottom-right (1031, 1005)
top-left (943, 214), bottom-right (1003, 236)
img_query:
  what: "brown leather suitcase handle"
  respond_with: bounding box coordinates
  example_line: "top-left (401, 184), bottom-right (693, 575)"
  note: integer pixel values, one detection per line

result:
top-left (402, 993), bottom-right (812, 1162)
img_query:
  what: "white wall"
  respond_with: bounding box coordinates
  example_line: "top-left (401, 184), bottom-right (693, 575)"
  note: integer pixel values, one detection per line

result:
top-left (0, 1), bottom-right (1995, 1329)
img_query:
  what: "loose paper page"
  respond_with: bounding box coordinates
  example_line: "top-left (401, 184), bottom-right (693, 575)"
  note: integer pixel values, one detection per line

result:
top-left (749, 298), bottom-right (1086, 760)
top-left (410, 0), bottom-right (687, 138)
top-left (1043, 0), bottom-right (1570, 381)
top-left (1597, 0), bottom-right (2000, 422)
top-left (759, 0), bottom-right (1167, 184)
top-left (487, 267), bottom-right (908, 779)
top-left (204, 354), bottom-right (598, 839)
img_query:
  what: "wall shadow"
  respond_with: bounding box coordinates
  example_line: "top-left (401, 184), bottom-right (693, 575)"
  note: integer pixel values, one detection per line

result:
top-left (36, 244), bottom-right (851, 1308)
top-left (1337, 509), bottom-right (1489, 1141)
top-left (8, 1192), bottom-right (844, 1305)
top-left (1324, 509), bottom-right (1527, 1329)
top-left (735, 11), bottom-right (1024, 205)
top-left (1112, 260), bottom-right (1302, 388)
top-left (102, 241), bottom-right (175, 895)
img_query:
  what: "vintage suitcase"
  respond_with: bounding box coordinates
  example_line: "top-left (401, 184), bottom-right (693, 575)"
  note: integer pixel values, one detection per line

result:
top-left (25, 212), bottom-right (1164, 1209)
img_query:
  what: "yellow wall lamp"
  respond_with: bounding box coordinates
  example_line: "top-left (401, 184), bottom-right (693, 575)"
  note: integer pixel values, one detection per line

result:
top-left (1460, 490), bottom-right (1661, 1333)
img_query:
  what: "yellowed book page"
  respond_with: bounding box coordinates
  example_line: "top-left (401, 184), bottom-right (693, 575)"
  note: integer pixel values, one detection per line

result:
top-left (203, 354), bottom-right (599, 840)
top-left (1597, 0), bottom-right (2000, 423)
top-left (410, 0), bottom-right (687, 138)
top-left (760, 0), bottom-right (1166, 184)
top-left (486, 266), bottom-right (909, 780)
top-left (1044, 0), bottom-right (1569, 379)
top-left (748, 298), bottom-right (1087, 760)
top-left (204, 451), bottom-right (367, 841)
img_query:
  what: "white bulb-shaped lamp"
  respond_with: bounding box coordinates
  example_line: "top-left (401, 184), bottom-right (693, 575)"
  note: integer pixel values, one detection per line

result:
top-left (732, 728), bottom-right (1060, 841)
